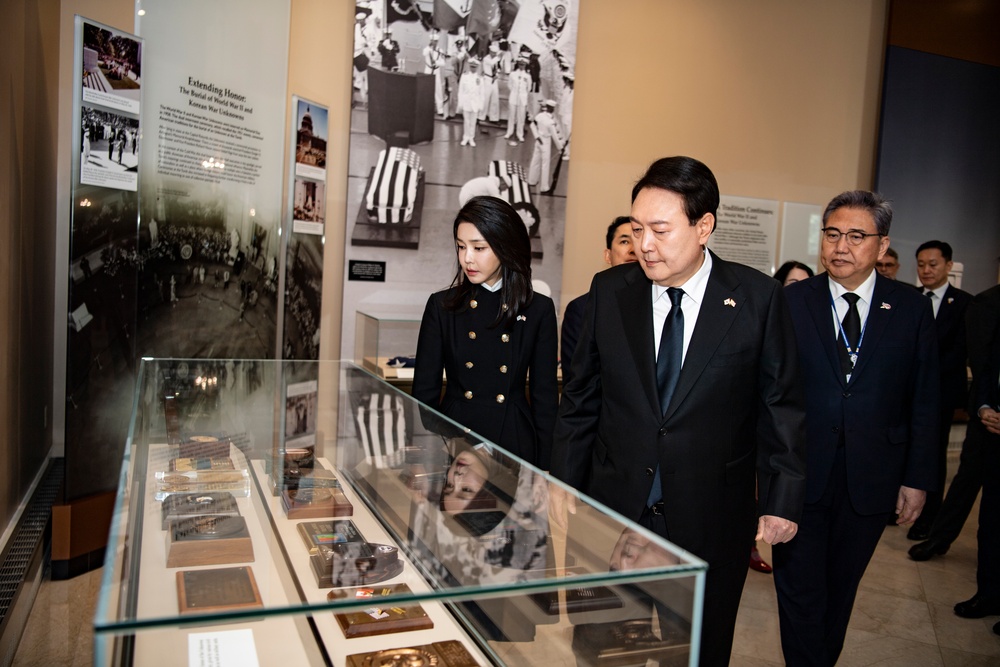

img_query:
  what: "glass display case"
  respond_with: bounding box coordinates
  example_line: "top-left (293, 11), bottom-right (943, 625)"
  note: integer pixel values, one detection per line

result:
top-left (354, 309), bottom-right (422, 381)
top-left (95, 359), bottom-right (706, 666)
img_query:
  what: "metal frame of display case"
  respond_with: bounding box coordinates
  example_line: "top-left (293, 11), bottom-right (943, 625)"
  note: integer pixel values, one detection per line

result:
top-left (95, 359), bottom-right (706, 666)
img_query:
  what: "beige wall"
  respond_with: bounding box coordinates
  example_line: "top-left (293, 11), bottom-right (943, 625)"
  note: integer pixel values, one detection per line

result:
top-left (560, 0), bottom-right (888, 304)
top-left (284, 0), bottom-right (355, 439)
top-left (1, 0), bottom-right (66, 532)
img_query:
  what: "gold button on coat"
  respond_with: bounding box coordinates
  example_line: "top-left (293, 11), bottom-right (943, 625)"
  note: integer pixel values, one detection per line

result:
top-left (464, 391), bottom-right (473, 399)
top-left (499, 365), bottom-right (508, 373)
top-left (465, 361), bottom-right (474, 369)
top-left (469, 331), bottom-right (477, 340)
top-left (501, 334), bottom-right (510, 342)
top-left (470, 300), bottom-right (478, 309)
top-left (496, 394), bottom-right (505, 403)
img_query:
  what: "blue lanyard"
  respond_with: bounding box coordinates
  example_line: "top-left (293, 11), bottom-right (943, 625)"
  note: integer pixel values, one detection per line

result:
top-left (829, 291), bottom-right (867, 366)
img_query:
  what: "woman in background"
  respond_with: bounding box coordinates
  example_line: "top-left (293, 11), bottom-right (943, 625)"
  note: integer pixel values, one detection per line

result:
top-left (773, 260), bottom-right (814, 287)
top-left (413, 196), bottom-right (558, 469)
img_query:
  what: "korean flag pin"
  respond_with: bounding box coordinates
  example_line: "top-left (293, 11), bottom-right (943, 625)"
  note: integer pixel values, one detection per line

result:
top-left (880, 302), bottom-right (891, 310)
top-left (516, 315), bottom-right (527, 322)
top-left (723, 298), bottom-right (736, 308)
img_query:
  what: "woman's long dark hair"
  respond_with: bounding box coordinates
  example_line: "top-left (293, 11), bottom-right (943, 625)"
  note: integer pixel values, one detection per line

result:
top-left (444, 196), bottom-right (533, 327)
top-left (773, 260), bottom-right (814, 285)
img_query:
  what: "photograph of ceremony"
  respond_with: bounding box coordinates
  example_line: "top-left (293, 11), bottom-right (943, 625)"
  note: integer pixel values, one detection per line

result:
top-left (340, 0), bottom-right (579, 359)
top-left (81, 19), bottom-right (142, 113)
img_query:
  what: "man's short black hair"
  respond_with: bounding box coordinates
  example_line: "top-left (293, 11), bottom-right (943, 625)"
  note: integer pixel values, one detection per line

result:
top-left (605, 216), bottom-right (632, 249)
top-left (884, 247), bottom-right (899, 261)
top-left (916, 240), bottom-right (953, 262)
top-left (631, 156), bottom-right (719, 230)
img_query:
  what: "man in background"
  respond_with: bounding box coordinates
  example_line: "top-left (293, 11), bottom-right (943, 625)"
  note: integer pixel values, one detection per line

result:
top-left (953, 284), bottom-right (1000, 629)
top-left (876, 246), bottom-right (900, 280)
top-left (560, 216), bottom-right (636, 383)
top-left (907, 240), bottom-right (972, 540)
top-left (775, 191), bottom-right (939, 665)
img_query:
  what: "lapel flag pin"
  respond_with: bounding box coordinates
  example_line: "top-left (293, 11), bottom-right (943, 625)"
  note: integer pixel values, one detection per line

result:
top-left (947, 297), bottom-right (954, 304)
top-left (880, 302), bottom-right (891, 310)
top-left (723, 298), bottom-right (736, 307)
top-left (516, 315), bottom-right (527, 322)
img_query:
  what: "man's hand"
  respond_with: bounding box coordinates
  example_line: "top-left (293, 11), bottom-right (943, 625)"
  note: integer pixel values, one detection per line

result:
top-left (547, 482), bottom-right (577, 532)
top-left (895, 486), bottom-right (927, 525)
top-left (979, 407), bottom-right (1000, 435)
top-left (755, 515), bottom-right (798, 545)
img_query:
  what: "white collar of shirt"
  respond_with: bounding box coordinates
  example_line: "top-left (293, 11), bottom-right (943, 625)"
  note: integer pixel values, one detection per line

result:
top-left (651, 248), bottom-right (713, 364)
top-left (925, 282), bottom-right (948, 317)
top-left (828, 269), bottom-right (877, 335)
top-left (482, 278), bottom-right (503, 293)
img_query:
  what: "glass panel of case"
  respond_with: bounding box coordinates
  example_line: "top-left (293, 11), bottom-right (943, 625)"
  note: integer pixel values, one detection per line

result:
top-left (354, 308), bottom-right (422, 381)
top-left (95, 359), bottom-right (706, 666)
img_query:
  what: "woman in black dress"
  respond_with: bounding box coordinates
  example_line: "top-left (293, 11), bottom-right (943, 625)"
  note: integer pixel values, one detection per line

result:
top-left (413, 196), bottom-right (558, 469)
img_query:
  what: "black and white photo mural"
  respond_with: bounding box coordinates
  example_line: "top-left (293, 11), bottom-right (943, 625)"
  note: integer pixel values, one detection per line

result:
top-left (341, 0), bottom-right (579, 362)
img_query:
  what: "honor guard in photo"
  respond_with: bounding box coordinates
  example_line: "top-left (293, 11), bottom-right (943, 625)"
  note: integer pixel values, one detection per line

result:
top-left (527, 99), bottom-right (565, 195)
top-left (423, 32), bottom-right (446, 117)
top-left (480, 41), bottom-right (502, 125)
top-left (458, 58), bottom-right (484, 147)
top-left (505, 58), bottom-right (531, 143)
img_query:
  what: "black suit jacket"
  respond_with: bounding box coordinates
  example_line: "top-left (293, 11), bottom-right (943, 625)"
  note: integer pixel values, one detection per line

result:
top-left (968, 285), bottom-right (1000, 412)
top-left (551, 252), bottom-right (807, 566)
top-left (932, 284), bottom-right (973, 410)
top-left (559, 293), bottom-right (588, 385)
top-left (784, 273), bottom-right (940, 513)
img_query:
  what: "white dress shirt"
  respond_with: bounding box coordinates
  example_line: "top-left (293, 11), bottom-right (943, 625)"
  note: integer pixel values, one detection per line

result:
top-left (924, 282), bottom-right (948, 318)
top-left (828, 270), bottom-right (878, 381)
top-left (652, 249), bottom-right (713, 364)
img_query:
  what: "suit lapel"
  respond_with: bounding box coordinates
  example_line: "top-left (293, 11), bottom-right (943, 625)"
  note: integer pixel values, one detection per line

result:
top-left (935, 285), bottom-right (957, 336)
top-left (846, 275), bottom-right (897, 382)
top-left (805, 273), bottom-right (847, 387)
top-left (616, 268), bottom-right (661, 416)
top-left (663, 255), bottom-right (742, 421)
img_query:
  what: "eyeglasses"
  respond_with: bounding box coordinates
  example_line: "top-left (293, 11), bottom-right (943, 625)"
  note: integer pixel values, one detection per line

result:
top-left (821, 227), bottom-right (884, 246)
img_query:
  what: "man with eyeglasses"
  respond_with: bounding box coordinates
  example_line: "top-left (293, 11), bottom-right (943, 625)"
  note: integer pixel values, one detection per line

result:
top-left (875, 246), bottom-right (900, 280)
top-left (773, 190), bottom-right (940, 666)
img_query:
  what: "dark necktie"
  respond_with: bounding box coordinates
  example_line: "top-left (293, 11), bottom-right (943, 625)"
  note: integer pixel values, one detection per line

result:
top-left (838, 292), bottom-right (861, 378)
top-left (656, 288), bottom-right (685, 414)
top-left (648, 288), bottom-right (684, 507)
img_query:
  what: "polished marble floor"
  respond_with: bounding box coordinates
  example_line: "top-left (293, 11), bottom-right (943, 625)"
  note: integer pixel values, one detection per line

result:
top-left (12, 427), bottom-right (999, 666)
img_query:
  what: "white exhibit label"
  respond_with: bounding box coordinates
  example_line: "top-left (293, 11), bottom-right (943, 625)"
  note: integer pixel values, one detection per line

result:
top-left (188, 629), bottom-right (260, 667)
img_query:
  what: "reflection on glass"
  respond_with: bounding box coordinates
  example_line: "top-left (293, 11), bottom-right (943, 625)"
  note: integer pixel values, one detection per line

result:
top-left (609, 528), bottom-right (681, 572)
top-left (441, 448), bottom-right (491, 513)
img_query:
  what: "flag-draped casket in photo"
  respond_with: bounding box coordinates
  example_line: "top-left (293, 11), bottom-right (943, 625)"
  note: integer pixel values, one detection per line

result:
top-left (365, 147), bottom-right (423, 224)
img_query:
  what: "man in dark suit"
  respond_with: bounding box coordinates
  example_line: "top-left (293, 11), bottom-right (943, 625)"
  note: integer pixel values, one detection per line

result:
top-left (551, 156), bottom-right (807, 666)
top-left (774, 191), bottom-right (940, 666)
top-left (560, 215), bottom-right (635, 384)
top-left (953, 284), bottom-right (1000, 626)
top-left (907, 240), bottom-right (972, 540)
